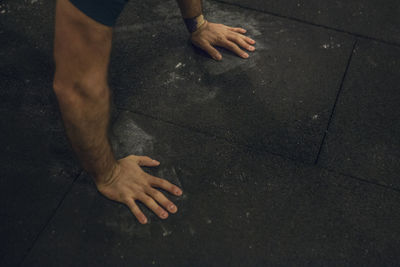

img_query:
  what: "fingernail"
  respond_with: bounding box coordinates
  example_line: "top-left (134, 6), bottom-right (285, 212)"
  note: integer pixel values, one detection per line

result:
top-left (169, 205), bottom-right (176, 211)
top-left (249, 46), bottom-right (255, 51)
top-left (175, 189), bottom-right (182, 195)
top-left (243, 53), bottom-right (249, 58)
top-left (143, 218), bottom-right (147, 224)
top-left (161, 212), bottom-right (168, 218)
top-left (215, 55), bottom-right (222, 60)
top-left (152, 160), bottom-right (160, 164)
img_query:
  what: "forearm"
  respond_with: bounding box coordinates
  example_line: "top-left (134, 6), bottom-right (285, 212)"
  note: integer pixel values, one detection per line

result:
top-left (54, 85), bottom-right (116, 184)
top-left (53, 0), bottom-right (117, 184)
top-left (176, 0), bottom-right (202, 18)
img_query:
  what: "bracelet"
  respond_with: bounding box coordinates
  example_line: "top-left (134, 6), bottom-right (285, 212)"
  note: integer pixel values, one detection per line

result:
top-left (184, 14), bottom-right (207, 33)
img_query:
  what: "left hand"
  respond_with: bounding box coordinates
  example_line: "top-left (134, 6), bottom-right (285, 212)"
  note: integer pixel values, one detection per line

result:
top-left (190, 21), bottom-right (256, 61)
top-left (96, 155), bottom-right (183, 224)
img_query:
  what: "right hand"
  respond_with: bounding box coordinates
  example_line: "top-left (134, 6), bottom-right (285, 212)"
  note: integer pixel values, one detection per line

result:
top-left (95, 155), bottom-right (183, 224)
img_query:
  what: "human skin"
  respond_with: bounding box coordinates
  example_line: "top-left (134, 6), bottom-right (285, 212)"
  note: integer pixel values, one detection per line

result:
top-left (176, 0), bottom-right (256, 60)
top-left (53, 0), bottom-right (255, 224)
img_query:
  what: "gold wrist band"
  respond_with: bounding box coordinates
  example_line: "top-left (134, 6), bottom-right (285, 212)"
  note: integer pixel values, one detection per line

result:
top-left (184, 14), bottom-right (206, 33)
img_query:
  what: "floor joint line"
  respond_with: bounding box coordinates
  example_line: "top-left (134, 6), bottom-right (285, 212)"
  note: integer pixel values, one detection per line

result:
top-left (116, 106), bottom-right (400, 195)
top-left (314, 39), bottom-right (358, 165)
top-left (211, 0), bottom-right (400, 48)
top-left (323, 167), bottom-right (400, 193)
top-left (19, 169), bottom-right (84, 267)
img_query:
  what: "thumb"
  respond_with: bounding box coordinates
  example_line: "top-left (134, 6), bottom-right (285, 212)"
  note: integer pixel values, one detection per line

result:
top-left (202, 43), bottom-right (222, 61)
top-left (192, 38), bottom-right (222, 61)
top-left (137, 156), bottom-right (160, 167)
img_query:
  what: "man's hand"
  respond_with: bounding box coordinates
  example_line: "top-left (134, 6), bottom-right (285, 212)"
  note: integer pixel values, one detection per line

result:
top-left (96, 155), bottom-right (183, 224)
top-left (191, 21), bottom-right (256, 61)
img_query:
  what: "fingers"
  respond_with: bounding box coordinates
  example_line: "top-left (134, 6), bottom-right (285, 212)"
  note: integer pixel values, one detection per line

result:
top-left (228, 28), bottom-right (256, 45)
top-left (146, 188), bottom-right (178, 214)
top-left (244, 36), bottom-right (256, 45)
top-left (228, 33), bottom-right (255, 52)
top-left (222, 40), bottom-right (249, 59)
top-left (136, 156), bottom-right (160, 167)
top-left (229, 27), bottom-right (247, 34)
top-left (125, 198), bottom-right (148, 224)
top-left (149, 176), bottom-right (183, 196)
top-left (201, 42), bottom-right (222, 61)
top-left (138, 194), bottom-right (169, 219)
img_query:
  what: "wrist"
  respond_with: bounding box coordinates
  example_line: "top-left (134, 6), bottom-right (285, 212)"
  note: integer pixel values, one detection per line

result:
top-left (94, 161), bottom-right (120, 187)
top-left (184, 14), bottom-right (207, 33)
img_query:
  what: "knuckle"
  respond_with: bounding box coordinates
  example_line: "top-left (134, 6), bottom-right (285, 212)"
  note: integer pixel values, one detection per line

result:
top-left (141, 179), bottom-right (151, 188)
top-left (132, 183), bottom-right (145, 193)
top-left (158, 178), bottom-right (168, 187)
top-left (130, 185), bottom-right (143, 195)
top-left (153, 177), bottom-right (163, 185)
top-left (150, 189), bottom-right (162, 198)
top-left (145, 195), bottom-right (154, 202)
top-left (228, 43), bottom-right (236, 49)
top-left (123, 196), bottom-right (132, 204)
top-left (118, 192), bottom-right (127, 200)
top-left (141, 194), bottom-right (152, 203)
top-left (232, 35), bottom-right (241, 42)
top-left (198, 39), bottom-right (208, 46)
top-left (148, 177), bottom-right (158, 186)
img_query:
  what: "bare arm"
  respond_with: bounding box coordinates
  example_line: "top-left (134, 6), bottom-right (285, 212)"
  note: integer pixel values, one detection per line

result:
top-left (53, 0), bottom-right (116, 184)
top-left (176, 0), bottom-right (202, 18)
top-left (53, 0), bottom-right (182, 224)
top-left (176, 0), bottom-right (256, 60)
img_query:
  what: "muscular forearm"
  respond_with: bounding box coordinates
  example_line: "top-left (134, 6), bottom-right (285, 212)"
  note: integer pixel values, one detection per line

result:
top-left (176, 0), bottom-right (202, 18)
top-left (54, 85), bottom-right (116, 184)
top-left (53, 0), bottom-right (117, 184)
top-left (52, 0), bottom-right (184, 225)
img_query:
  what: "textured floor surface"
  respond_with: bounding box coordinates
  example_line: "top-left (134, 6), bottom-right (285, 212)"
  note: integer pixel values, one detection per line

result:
top-left (1, 0), bottom-right (399, 266)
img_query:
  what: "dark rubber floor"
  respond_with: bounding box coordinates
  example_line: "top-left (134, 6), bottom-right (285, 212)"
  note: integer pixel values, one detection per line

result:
top-left (1, 0), bottom-right (399, 266)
